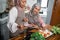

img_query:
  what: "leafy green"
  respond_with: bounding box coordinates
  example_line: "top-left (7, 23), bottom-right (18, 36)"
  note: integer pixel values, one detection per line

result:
top-left (51, 26), bottom-right (60, 34)
top-left (30, 38), bottom-right (35, 40)
top-left (30, 32), bottom-right (45, 40)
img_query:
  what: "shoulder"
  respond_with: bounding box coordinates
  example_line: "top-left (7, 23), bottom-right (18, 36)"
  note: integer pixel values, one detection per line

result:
top-left (10, 7), bottom-right (18, 12)
top-left (9, 7), bottom-right (18, 16)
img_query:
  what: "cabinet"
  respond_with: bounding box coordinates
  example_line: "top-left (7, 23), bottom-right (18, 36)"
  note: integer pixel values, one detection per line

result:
top-left (50, 0), bottom-right (60, 25)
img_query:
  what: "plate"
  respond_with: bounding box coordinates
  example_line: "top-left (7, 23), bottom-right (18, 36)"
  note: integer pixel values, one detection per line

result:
top-left (39, 29), bottom-right (53, 38)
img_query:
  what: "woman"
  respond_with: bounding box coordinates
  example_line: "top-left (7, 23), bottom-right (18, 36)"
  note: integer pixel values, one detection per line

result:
top-left (26, 3), bottom-right (46, 28)
top-left (7, 0), bottom-right (27, 37)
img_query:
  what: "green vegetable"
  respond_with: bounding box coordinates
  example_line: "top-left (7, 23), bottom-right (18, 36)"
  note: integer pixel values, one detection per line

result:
top-left (30, 38), bottom-right (35, 40)
top-left (30, 32), bottom-right (45, 40)
top-left (51, 26), bottom-right (60, 34)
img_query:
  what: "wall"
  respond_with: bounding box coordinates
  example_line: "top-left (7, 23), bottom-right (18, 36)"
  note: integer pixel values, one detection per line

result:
top-left (0, 0), bottom-right (7, 13)
top-left (46, 0), bottom-right (54, 24)
top-left (27, 0), bottom-right (37, 8)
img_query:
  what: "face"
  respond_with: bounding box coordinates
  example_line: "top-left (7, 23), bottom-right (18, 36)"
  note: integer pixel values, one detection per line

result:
top-left (20, 0), bottom-right (26, 8)
top-left (33, 6), bottom-right (40, 15)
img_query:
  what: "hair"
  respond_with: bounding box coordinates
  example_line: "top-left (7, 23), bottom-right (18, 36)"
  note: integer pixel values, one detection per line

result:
top-left (31, 3), bottom-right (41, 13)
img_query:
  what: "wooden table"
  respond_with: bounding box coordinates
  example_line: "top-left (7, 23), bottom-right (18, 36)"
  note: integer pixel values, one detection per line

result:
top-left (9, 25), bottom-right (60, 40)
top-left (10, 29), bottom-right (60, 40)
top-left (46, 34), bottom-right (60, 40)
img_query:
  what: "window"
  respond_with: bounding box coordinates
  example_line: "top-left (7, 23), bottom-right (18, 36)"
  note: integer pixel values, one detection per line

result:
top-left (41, 0), bottom-right (48, 8)
top-left (37, 0), bottom-right (49, 14)
top-left (37, 0), bottom-right (48, 8)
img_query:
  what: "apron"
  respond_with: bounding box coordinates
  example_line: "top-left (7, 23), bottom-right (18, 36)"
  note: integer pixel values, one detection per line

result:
top-left (10, 6), bottom-right (25, 37)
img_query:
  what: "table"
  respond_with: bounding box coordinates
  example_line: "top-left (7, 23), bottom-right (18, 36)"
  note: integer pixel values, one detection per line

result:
top-left (9, 25), bottom-right (60, 40)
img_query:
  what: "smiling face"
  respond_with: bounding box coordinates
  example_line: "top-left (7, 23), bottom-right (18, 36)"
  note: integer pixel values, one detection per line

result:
top-left (20, 0), bottom-right (26, 8)
top-left (33, 6), bottom-right (40, 15)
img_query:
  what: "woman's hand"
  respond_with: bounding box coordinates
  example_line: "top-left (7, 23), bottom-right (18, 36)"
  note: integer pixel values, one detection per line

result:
top-left (31, 23), bottom-right (39, 29)
top-left (17, 25), bottom-right (24, 31)
top-left (42, 24), bottom-right (52, 30)
top-left (23, 17), bottom-right (28, 22)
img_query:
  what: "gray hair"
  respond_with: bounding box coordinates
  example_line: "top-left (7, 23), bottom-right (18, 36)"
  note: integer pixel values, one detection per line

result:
top-left (31, 3), bottom-right (41, 13)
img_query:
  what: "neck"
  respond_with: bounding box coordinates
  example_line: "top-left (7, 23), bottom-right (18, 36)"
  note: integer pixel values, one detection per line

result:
top-left (20, 5), bottom-right (25, 9)
top-left (31, 12), bottom-right (37, 16)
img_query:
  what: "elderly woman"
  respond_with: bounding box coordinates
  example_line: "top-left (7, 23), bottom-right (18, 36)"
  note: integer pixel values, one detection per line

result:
top-left (26, 3), bottom-right (46, 28)
top-left (7, 0), bottom-right (27, 37)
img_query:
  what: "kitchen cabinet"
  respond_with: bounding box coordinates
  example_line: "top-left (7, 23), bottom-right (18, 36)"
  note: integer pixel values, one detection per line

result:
top-left (50, 0), bottom-right (60, 25)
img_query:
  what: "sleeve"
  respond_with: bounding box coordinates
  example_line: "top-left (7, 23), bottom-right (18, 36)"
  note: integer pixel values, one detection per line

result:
top-left (7, 7), bottom-right (18, 33)
top-left (24, 13), bottom-right (33, 27)
top-left (38, 15), bottom-right (46, 27)
top-left (24, 22), bottom-right (33, 27)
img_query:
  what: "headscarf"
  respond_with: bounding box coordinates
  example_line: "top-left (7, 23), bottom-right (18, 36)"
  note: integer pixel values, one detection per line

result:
top-left (14, 0), bottom-right (21, 6)
top-left (31, 3), bottom-right (41, 16)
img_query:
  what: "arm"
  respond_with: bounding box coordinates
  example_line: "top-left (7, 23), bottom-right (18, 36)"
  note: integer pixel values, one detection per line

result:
top-left (24, 13), bottom-right (33, 27)
top-left (7, 7), bottom-right (18, 33)
top-left (38, 16), bottom-right (46, 27)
